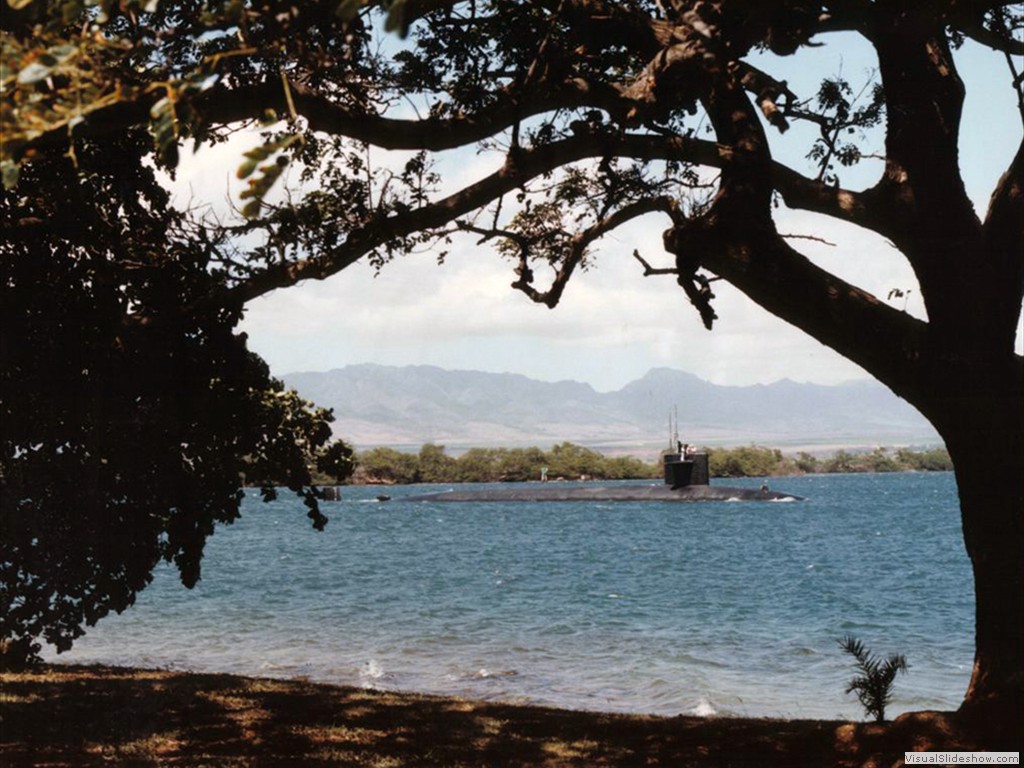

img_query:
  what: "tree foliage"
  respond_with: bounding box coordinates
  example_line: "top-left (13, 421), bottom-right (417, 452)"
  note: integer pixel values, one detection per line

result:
top-left (708, 445), bottom-right (787, 477)
top-left (710, 445), bottom-right (953, 475)
top-left (353, 442), bottom-right (952, 483)
top-left (0, 106), bottom-right (354, 666)
top-left (353, 443), bottom-right (660, 484)
top-left (2, 0), bottom-right (1022, 713)
top-left (356, 446), bottom-right (422, 484)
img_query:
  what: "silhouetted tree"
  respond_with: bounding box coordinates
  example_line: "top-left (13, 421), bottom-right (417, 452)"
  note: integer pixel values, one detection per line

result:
top-left (0, 124), bottom-right (354, 666)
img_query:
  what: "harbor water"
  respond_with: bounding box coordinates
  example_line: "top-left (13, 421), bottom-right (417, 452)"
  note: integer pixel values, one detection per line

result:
top-left (47, 472), bottom-right (974, 720)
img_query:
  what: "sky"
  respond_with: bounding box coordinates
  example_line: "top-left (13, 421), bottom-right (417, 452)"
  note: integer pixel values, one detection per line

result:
top-left (174, 32), bottom-right (1023, 393)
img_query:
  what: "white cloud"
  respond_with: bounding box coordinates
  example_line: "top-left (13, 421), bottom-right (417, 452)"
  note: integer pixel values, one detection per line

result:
top-left (239, 210), bottom-right (886, 390)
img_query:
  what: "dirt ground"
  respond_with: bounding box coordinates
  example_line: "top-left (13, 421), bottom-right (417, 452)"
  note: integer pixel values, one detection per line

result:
top-left (0, 665), bottom-right (1016, 766)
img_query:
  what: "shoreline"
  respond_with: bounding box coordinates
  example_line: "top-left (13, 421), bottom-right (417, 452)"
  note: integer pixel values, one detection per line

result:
top-left (0, 664), bottom-right (1009, 766)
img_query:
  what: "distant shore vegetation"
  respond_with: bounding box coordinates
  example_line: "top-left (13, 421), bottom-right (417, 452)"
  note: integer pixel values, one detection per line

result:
top-left (342, 444), bottom-right (953, 485)
top-left (710, 445), bottom-right (953, 479)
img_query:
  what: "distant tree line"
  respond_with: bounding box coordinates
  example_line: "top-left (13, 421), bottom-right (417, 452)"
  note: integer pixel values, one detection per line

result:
top-left (349, 443), bottom-right (659, 485)
top-left (708, 446), bottom-right (953, 478)
top-left (345, 444), bottom-right (952, 485)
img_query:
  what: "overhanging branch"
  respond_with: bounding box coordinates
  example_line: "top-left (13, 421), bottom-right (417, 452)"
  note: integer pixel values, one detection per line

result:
top-left (981, 137), bottom-right (1024, 331)
top-left (513, 196), bottom-right (679, 309)
top-left (697, 228), bottom-right (931, 398)
top-left (771, 162), bottom-right (888, 234)
top-left (228, 133), bottom-right (717, 304)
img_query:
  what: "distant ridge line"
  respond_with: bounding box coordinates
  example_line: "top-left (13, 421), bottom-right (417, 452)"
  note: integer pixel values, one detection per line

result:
top-left (282, 364), bottom-right (940, 451)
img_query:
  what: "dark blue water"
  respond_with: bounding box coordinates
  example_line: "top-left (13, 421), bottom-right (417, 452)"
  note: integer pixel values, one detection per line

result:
top-left (48, 472), bottom-right (974, 719)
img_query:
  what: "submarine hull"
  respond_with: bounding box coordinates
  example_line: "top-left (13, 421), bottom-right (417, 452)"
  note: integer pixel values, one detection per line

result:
top-left (405, 484), bottom-right (801, 503)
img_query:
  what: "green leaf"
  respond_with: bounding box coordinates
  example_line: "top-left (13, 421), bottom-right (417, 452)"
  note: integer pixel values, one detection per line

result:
top-left (17, 61), bottom-right (56, 85)
top-left (384, 0), bottom-right (409, 36)
top-left (234, 134), bottom-right (302, 215)
top-left (148, 96), bottom-right (181, 168)
top-left (236, 159), bottom-right (258, 179)
top-left (16, 45), bottom-right (78, 85)
top-left (149, 95), bottom-right (171, 121)
top-left (1, 160), bottom-right (20, 189)
top-left (334, 0), bottom-right (364, 20)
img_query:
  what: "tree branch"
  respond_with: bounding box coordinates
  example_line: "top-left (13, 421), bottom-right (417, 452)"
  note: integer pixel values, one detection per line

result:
top-left (779, 232), bottom-right (837, 247)
top-left (509, 196), bottom-right (679, 308)
top-left (981, 137), bottom-right (1024, 334)
top-left (770, 162), bottom-right (886, 232)
top-left (951, 6), bottom-right (1024, 56)
top-left (732, 61), bottom-right (795, 133)
top-left (228, 133), bottom-right (717, 304)
top-left (695, 227), bottom-right (931, 399)
top-left (18, 0), bottom-right (679, 160)
top-left (29, 74), bottom-right (631, 158)
top-left (632, 248), bottom-right (678, 276)
top-left (671, 51), bottom-right (924, 384)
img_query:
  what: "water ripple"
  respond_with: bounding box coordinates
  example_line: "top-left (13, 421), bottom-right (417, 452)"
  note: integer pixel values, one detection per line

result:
top-left (48, 473), bottom-right (972, 719)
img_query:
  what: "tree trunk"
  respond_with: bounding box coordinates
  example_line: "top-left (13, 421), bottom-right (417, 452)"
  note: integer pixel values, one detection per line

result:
top-left (924, 364), bottom-right (1024, 727)
top-left (958, 466), bottom-right (1024, 719)
top-left (678, 211), bottom-right (1024, 723)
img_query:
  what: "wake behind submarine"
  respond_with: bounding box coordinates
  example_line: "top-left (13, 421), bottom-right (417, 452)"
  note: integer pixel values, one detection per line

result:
top-left (405, 449), bottom-right (803, 503)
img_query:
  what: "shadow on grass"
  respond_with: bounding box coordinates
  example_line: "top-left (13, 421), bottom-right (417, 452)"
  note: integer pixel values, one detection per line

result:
top-left (0, 665), bottom-right (1011, 766)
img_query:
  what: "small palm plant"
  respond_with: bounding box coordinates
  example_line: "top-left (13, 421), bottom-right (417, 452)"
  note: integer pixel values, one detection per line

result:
top-left (838, 635), bottom-right (909, 722)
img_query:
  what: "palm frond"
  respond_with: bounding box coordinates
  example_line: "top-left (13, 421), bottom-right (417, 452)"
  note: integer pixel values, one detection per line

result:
top-left (838, 636), bottom-right (908, 722)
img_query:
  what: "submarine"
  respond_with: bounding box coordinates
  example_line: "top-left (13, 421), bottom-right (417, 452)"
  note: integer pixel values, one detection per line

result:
top-left (405, 450), bottom-right (803, 503)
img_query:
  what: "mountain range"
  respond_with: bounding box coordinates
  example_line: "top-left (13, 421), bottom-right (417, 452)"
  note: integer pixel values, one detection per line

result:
top-left (282, 364), bottom-right (941, 453)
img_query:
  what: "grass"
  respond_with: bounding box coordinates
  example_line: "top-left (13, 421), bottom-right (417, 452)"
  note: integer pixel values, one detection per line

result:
top-left (0, 664), bottom-right (1012, 766)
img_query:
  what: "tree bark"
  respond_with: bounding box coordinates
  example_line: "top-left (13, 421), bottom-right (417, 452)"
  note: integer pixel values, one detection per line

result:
top-left (919, 357), bottom-right (1024, 725)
